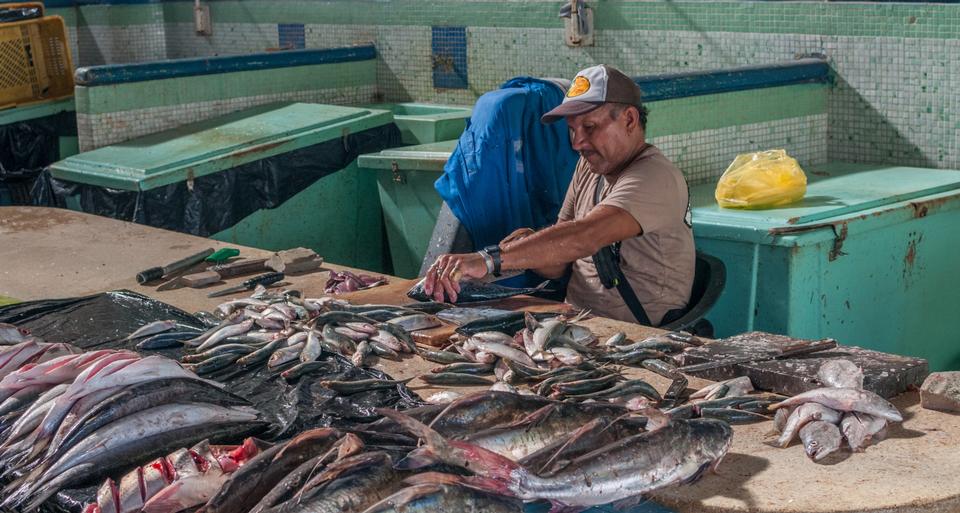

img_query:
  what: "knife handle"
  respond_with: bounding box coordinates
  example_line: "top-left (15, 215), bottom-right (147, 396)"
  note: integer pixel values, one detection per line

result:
top-left (243, 272), bottom-right (285, 289)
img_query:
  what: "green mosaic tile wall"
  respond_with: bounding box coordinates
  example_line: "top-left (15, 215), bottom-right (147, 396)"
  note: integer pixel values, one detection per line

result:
top-left (49, 1), bottom-right (960, 171)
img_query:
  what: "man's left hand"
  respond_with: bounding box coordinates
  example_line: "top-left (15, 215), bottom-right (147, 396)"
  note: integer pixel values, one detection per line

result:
top-left (424, 252), bottom-right (487, 303)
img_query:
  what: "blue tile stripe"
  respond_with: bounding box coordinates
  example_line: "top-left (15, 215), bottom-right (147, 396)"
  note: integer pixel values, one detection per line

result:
top-left (635, 58), bottom-right (830, 102)
top-left (74, 45), bottom-right (376, 86)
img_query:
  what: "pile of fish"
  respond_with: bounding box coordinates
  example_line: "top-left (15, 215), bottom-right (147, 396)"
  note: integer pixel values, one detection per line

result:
top-left (768, 360), bottom-right (903, 461)
top-left (132, 291), bottom-right (435, 378)
top-left (186, 390), bottom-right (734, 513)
top-left (0, 337), bottom-right (266, 511)
top-left (84, 437), bottom-right (266, 513)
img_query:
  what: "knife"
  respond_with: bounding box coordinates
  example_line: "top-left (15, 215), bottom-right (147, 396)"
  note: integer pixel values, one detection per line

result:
top-left (207, 272), bottom-right (285, 298)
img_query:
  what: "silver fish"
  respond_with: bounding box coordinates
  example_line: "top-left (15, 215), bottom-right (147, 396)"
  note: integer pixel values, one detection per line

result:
top-left (774, 402), bottom-right (841, 448)
top-left (268, 343), bottom-right (305, 370)
top-left (386, 410), bottom-right (733, 509)
top-left (387, 314), bottom-right (442, 332)
top-left (0, 323), bottom-right (30, 345)
top-left (7, 403), bottom-right (263, 511)
top-left (770, 387), bottom-right (902, 422)
top-left (301, 330), bottom-right (323, 363)
top-left (799, 420), bottom-right (843, 461)
top-left (195, 320), bottom-right (255, 352)
top-left (124, 320), bottom-right (180, 341)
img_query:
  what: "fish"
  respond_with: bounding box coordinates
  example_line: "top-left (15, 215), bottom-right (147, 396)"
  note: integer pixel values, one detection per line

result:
top-left (456, 402), bottom-right (630, 462)
top-left (281, 361), bottom-right (333, 382)
top-left (407, 279), bottom-right (549, 304)
top-left (432, 362), bottom-right (495, 376)
top-left (267, 343), bottom-right (305, 370)
top-left (360, 482), bottom-right (524, 513)
top-left (335, 326), bottom-right (372, 342)
top-left (0, 323), bottom-right (30, 345)
top-left (301, 330), bottom-right (323, 363)
top-left (798, 420), bottom-right (843, 461)
top-left (276, 451), bottom-right (406, 513)
top-left (374, 322), bottom-right (418, 354)
top-left (463, 338), bottom-right (536, 367)
top-left (205, 428), bottom-right (341, 513)
top-left (772, 402), bottom-right (841, 448)
top-left (418, 349), bottom-right (471, 365)
top-left (236, 337), bottom-right (287, 367)
top-left (44, 378), bottom-right (248, 465)
top-left (641, 359), bottom-right (680, 379)
top-left (184, 353), bottom-right (244, 376)
top-left (386, 314), bottom-right (442, 332)
top-left (195, 319), bottom-right (256, 352)
top-left (769, 387), bottom-right (902, 422)
top-left (370, 330), bottom-right (405, 353)
top-left (137, 331), bottom-right (200, 350)
top-left (437, 307), bottom-right (515, 326)
top-left (517, 417), bottom-right (646, 476)
top-left (420, 373), bottom-right (494, 386)
top-left (384, 410), bottom-right (733, 509)
top-left (6, 402), bottom-right (266, 511)
top-left (181, 344), bottom-right (258, 363)
top-left (124, 320), bottom-right (179, 341)
top-left (320, 378), bottom-right (414, 395)
top-left (0, 341), bottom-right (79, 379)
top-left (817, 359), bottom-right (865, 389)
top-left (352, 340), bottom-right (373, 367)
top-left (456, 311), bottom-right (558, 337)
top-left (565, 379), bottom-right (661, 402)
top-left (603, 332), bottom-right (627, 347)
top-left (91, 438), bottom-right (263, 513)
top-left (368, 340), bottom-right (401, 361)
top-left (691, 376), bottom-right (754, 401)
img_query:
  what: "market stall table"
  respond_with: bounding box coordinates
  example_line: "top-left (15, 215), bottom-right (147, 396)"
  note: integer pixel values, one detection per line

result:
top-left (1, 206), bottom-right (959, 513)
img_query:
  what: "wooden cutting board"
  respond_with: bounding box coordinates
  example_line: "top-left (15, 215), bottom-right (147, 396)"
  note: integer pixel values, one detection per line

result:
top-left (338, 278), bottom-right (572, 347)
top-left (680, 331), bottom-right (929, 398)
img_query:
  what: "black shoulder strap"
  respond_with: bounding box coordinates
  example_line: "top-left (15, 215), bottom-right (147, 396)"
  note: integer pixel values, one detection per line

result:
top-left (589, 175), bottom-right (653, 326)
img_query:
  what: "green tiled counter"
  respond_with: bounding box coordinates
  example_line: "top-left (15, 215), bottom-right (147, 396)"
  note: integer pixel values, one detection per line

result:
top-left (691, 162), bottom-right (960, 371)
top-left (358, 140), bottom-right (455, 278)
top-left (357, 103), bottom-right (471, 145)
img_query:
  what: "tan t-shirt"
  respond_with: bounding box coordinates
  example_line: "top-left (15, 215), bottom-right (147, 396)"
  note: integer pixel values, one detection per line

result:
top-left (558, 144), bottom-right (695, 325)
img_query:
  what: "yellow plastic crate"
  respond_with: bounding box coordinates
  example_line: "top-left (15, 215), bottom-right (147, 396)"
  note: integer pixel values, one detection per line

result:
top-left (0, 15), bottom-right (73, 110)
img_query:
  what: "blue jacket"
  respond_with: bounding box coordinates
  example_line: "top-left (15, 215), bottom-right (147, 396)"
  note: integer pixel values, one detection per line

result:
top-left (435, 77), bottom-right (580, 252)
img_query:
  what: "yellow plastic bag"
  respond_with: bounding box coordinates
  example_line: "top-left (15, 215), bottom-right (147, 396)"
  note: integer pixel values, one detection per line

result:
top-left (715, 149), bottom-right (807, 209)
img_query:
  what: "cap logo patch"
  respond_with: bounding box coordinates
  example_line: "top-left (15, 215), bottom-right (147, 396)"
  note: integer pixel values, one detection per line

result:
top-left (567, 76), bottom-right (590, 98)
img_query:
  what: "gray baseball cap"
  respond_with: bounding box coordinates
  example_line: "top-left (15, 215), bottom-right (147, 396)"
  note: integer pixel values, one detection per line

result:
top-left (541, 64), bottom-right (642, 123)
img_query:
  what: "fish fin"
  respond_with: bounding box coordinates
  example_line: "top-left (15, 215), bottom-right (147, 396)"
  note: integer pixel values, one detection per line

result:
top-left (610, 494), bottom-right (650, 511)
top-left (377, 409), bottom-right (451, 452)
top-left (402, 472), bottom-right (513, 497)
top-left (679, 461), bottom-right (713, 486)
top-left (140, 481), bottom-right (188, 513)
top-left (394, 446), bottom-right (439, 470)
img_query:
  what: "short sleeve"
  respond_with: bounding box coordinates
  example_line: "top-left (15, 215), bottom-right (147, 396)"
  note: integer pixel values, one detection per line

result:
top-left (558, 158), bottom-right (586, 222)
top-left (599, 161), bottom-right (685, 235)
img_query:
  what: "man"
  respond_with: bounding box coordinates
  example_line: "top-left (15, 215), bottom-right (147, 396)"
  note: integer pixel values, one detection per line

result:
top-left (424, 64), bottom-right (694, 326)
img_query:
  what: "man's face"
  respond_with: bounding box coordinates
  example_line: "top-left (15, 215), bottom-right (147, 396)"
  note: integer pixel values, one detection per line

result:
top-left (566, 104), bottom-right (641, 176)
